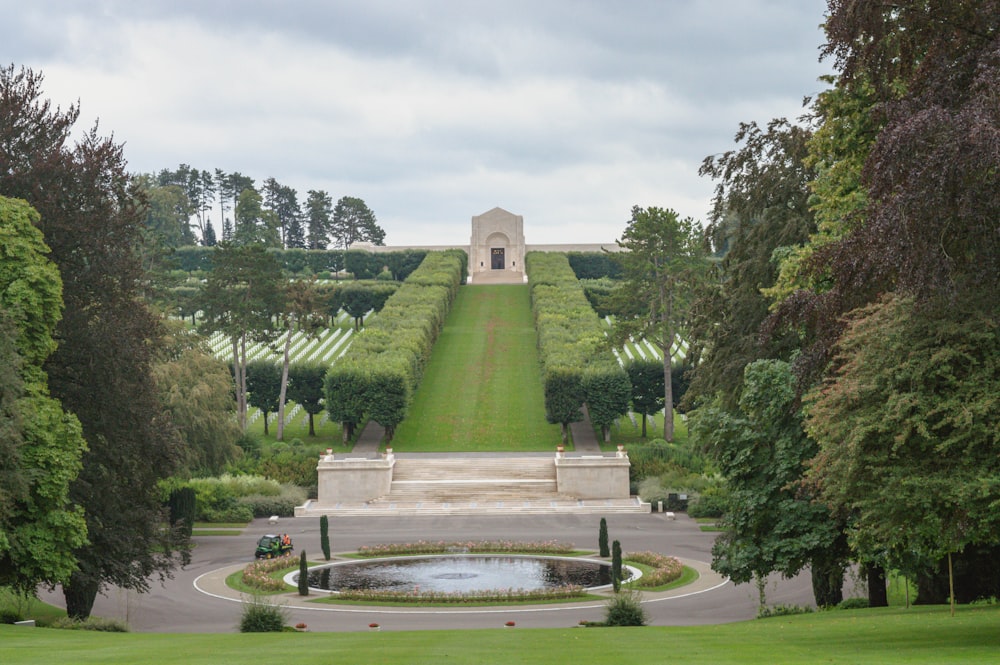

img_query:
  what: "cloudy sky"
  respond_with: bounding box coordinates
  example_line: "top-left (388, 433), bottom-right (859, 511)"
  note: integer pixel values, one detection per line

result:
top-left (4, 1), bottom-right (832, 245)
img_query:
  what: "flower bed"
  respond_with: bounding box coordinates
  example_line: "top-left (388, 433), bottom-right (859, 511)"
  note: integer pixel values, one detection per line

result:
top-left (357, 540), bottom-right (574, 557)
top-left (338, 585), bottom-right (585, 604)
top-left (626, 551), bottom-right (683, 587)
top-left (241, 554), bottom-right (296, 591)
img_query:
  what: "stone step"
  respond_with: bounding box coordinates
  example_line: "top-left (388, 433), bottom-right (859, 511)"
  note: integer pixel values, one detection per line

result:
top-left (299, 497), bottom-right (649, 517)
top-left (391, 457), bottom-right (555, 481)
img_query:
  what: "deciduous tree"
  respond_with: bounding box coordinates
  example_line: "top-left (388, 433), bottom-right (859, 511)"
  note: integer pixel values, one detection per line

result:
top-left (0, 65), bottom-right (187, 618)
top-left (610, 207), bottom-right (710, 441)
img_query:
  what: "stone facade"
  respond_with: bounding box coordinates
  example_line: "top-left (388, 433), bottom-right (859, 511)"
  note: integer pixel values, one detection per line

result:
top-left (469, 207), bottom-right (526, 280)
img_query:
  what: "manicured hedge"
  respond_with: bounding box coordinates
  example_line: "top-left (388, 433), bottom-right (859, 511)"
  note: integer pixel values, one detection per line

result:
top-left (324, 250), bottom-right (465, 442)
top-left (171, 246), bottom-right (431, 281)
top-left (526, 252), bottom-right (630, 443)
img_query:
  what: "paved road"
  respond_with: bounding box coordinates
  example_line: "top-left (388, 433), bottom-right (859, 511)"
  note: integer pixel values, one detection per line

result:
top-left (41, 512), bottom-right (820, 633)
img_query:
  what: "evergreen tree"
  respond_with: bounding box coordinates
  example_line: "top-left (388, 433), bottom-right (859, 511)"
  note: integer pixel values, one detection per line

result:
top-left (598, 518), bottom-right (610, 557)
top-left (320, 515), bottom-right (331, 561)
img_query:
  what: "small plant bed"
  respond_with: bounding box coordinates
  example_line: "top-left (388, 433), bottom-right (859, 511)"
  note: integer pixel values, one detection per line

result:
top-left (623, 552), bottom-right (685, 589)
top-left (357, 540), bottom-right (575, 557)
top-left (236, 555), bottom-right (299, 593)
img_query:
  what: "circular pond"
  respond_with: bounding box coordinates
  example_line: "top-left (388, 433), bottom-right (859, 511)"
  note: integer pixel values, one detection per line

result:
top-left (298, 555), bottom-right (631, 594)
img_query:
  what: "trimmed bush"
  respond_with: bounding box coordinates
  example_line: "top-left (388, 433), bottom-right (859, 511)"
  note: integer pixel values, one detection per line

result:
top-left (837, 597), bottom-right (870, 610)
top-left (598, 517), bottom-right (610, 558)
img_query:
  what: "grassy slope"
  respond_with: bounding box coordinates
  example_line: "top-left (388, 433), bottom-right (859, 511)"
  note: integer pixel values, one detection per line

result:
top-left (392, 284), bottom-right (563, 451)
top-left (2, 605), bottom-right (998, 665)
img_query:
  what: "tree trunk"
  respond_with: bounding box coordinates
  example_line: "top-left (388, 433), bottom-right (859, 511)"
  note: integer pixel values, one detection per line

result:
top-left (810, 560), bottom-right (845, 607)
top-left (641, 412), bottom-right (647, 438)
top-left (63, 572), bottom-right (100, 620)
top-left (560, 423), bottom-right (569, 445)
top-left (660, 284), bottom-right (674, 442)
top-left (276, 324), bottom-right (293, 441)
top-left (866, 563), bottom-right (889, 607)
top-left (308, 412), bottom-right (316, 437)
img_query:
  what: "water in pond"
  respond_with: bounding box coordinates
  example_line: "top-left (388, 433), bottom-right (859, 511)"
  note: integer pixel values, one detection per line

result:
top-left (306, 555), bottom-right (614, 593)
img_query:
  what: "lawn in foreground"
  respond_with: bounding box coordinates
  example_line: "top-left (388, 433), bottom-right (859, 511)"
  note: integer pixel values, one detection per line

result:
top-left (392, 284), bottom-right (563, 451)
top-left (2, 605), bottom-right (997, 665)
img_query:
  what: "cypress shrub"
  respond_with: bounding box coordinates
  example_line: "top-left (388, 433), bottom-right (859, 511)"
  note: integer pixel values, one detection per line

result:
top-left (298, 550), bottom-right (309, 596)
top-left (612, 540), bottom-right (623, 592)
top-left (598, 517), bottom-right (610, 557)
top-left (320, 515), bottom-right (331, 560)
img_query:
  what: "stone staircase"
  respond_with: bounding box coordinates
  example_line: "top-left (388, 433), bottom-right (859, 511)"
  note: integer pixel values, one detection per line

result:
top-left (301, 455), bottom-right (649, 516)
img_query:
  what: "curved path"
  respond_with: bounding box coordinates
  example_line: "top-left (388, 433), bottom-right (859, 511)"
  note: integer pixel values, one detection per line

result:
top-left (41, 512), bottom-right (817, 633)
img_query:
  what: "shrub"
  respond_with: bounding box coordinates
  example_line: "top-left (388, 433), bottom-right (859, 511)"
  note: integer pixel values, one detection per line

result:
top-left (239, 595), bottom-right (287, 632)
top-left (238, 488), bottom-right (306, 518)
top-left (202, 504), bottom-right (254, 523)
top-left (50, 616), bottom-right (130, 632)
top-left (604, 591), bottom-right (646, 626)
top-left (0, 609), bottom-right (23, 624)
top-left (837, 597), bottom-right (870, 610)
top-left (687, 486), bottom-right (727, 519)
top-left (757, 604), bottom-right (815, 619)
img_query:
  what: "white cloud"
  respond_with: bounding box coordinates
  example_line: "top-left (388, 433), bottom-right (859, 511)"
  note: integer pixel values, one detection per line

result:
top-left (5, 0), bottom-right (832, 244)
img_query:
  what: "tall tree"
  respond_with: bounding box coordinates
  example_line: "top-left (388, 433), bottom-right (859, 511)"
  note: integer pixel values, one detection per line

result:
top-left (610, 206), bottom-right (710, 441)
top-left (275, 277), bottom-right (327, 441)
top-left (692, 359), bottom-right (847, 608)
top-left (688, 119), bottom-right (816, 408)
top-left (197, 243), bottom-right (285, 431)
top-left (0, 196), bottom-right (88, 594)
top-left (305, 189), bottom-right (333, 250)
top-left (804, 295), bottom-right (999, 595)
top-left (0, 65), bottom-right (188, 618)
top-left (331, 196), bottom-right (384, 250)
top-left (234, 188), bottom-right (280, 247)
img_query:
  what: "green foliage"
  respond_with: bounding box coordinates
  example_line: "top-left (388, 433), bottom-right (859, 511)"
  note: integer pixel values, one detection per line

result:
top-left (239, 594), bottom-right (287, 633)
top-left (298, 550), bottom-right (309, 596)
top-left (320, 515), bottom-right (331, 560)
top-left (805, 295), bottom-right (1000, 572)
top-left (167, 487), bottom-right (197, 537)
top-left (153, 344), bottom-right (241, 476)
top-left (598, 518), bottom-right (609, 558)
top-left (692, 360), bottom-right (846, 604)
top-left (332, 196), bottom-right (384, 251)
top-left (567, 252), bottom-right (621, 280)
top-left (237, 489), bottom-right (306, 518)
top-left (604, 590), bottom-right (646, 626)
top-left (687, 486), bottom-right (728, 519)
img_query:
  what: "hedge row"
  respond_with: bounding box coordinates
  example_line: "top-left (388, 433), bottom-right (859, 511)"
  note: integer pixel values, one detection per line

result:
top-left (324, 250), bottom-right (466, 441)
top-left (525, 252), bottom-right (630, 443)
top-left (170, 245), bottom-right (429, 280)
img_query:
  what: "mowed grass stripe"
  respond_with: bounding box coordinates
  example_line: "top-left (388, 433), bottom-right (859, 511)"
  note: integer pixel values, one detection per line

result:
top-left (393, 284), bottom-right (562, 451)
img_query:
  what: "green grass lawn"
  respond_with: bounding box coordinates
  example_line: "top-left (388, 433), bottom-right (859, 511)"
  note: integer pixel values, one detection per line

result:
top-left (392, 285), bottom-right (563, 451)
top-left (2, 604), bottom-right (997, 664)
